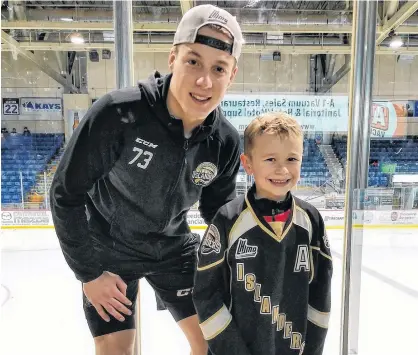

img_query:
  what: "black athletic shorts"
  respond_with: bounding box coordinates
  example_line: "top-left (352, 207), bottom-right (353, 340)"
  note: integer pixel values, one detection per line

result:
top-left (83, 233), bottom-right (200, 338)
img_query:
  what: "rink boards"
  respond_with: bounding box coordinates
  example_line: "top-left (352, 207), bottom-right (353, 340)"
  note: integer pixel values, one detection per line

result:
top-left (1, 209), bottom-right (418, 230)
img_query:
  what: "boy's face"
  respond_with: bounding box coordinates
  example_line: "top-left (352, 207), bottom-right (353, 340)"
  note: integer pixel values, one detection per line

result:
top-left (168, 26), bottom-right (238, 121)
top-left (241, 133), bottom-right (303, 200)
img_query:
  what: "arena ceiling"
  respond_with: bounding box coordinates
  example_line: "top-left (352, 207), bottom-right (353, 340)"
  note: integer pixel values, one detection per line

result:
top-left (2, 0), bottom-right (418, 54)
top-left (1, 1), bottom-right (418, 92)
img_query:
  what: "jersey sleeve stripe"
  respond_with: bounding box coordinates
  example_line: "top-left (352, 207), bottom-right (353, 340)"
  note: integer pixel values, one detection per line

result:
top-left (311, 246), bottom-right (333, 261)
top-left (199, 304), bottom-right (233, 340)
top-left (294, 206), bottom-right (312, 243)
top-left (307, 305), bottom-right (330, 329)
top-left (197, 256), bottom-right (225, 271)
top-left (228, 208), bottom-right (257, 248)
top-left (309, 247), bottom-right (315, 284)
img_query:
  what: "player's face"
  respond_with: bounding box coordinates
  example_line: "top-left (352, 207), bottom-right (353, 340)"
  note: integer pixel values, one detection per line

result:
top-left (241, 133), bottom-right (303, 200)
top-left (168, 26), bottom-right (238, 121)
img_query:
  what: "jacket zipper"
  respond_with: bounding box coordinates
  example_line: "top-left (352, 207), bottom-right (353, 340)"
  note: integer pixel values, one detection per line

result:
top-left (160, 138), bottom-right (189, 232)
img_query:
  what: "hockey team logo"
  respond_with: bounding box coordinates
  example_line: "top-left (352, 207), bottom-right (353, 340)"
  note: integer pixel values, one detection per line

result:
top-left (201, 224), bottom-right (221, 255)
top-left (235, 238), bottom-right (258, 259)
top-left (209, 10), bottom-right (228, 24)
top-left (192, 162), bottom-right (218, 186)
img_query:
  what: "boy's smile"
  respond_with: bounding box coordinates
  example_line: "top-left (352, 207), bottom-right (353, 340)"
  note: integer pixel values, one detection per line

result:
top-left (241, 133), bottom-right (303, 201)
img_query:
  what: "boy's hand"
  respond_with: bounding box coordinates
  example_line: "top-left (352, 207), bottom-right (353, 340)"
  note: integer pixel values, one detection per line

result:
top-left (83, 271), bottom-right (133, 322)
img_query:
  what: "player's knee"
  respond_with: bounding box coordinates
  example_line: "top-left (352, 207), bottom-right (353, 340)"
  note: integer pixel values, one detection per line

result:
top-left (94, 330), bottom-right (135, 355)
top-left (189, 338), bottom-right (208, 355)
top-left (95, 340), bottom-right (134, 355)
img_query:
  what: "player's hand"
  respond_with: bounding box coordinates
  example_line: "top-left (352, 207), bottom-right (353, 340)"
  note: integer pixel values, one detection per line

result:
top-left (83, 271), bottom-right (133, 322)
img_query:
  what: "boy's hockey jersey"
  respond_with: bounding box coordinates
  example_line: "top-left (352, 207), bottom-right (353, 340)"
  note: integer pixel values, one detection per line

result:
top-left (193, 186), bottom-right (333, 355)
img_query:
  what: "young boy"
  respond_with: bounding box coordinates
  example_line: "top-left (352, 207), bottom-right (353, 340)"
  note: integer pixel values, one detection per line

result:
top-left (193, 112), bottom-right (333, 355)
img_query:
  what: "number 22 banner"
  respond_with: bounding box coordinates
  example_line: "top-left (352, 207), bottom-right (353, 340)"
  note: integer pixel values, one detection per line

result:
top-left (2, 98), bottom-right (20, 116)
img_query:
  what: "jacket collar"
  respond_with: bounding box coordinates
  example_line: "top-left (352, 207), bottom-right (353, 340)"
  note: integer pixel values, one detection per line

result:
top-left (246, 183), bottom-right (293, 217)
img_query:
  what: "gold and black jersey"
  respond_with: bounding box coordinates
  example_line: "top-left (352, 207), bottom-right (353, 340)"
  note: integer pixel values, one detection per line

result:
top-left (193, 185), bottom-right (333, 355)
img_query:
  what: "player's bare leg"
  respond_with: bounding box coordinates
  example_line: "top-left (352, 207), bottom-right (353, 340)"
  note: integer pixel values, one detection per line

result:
top-left (93, 329), bottom-right (136, 355)
top-left (177, 314), bottom-right (208, 355)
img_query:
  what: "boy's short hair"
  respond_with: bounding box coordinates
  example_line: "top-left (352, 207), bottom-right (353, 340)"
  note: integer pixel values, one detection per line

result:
top-left (244, 112), bottom-right (303, 155)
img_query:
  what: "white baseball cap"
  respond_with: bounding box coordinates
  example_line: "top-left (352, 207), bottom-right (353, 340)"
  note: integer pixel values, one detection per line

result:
top-left (173, 4), bottom-right (244, 60)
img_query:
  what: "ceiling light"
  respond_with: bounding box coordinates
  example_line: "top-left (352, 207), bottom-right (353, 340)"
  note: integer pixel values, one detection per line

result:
top-left (61, 17), bottom-right (73, 22)
top-left (390, 35), bottom-right (403, 49)
top-left (70, 32), bottom-right (85, 44)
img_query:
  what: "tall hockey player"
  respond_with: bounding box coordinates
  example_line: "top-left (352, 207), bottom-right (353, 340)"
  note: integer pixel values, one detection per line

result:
top-left (193, 112), bottom-right (333, 355)
top-left (50, 4), bottom-right (243, 355)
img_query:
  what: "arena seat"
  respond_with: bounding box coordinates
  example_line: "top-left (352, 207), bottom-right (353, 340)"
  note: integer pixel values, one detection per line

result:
top-left (299, 138), bottom-right (330, 187)
top-left (331, 137), bottom-right (418, 187)
top-left (1, 133), bottom-right (64, 204)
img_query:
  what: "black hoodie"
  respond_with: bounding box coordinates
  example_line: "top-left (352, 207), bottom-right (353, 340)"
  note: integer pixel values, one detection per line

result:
top-left (50, 72), bottom-right (241, 283)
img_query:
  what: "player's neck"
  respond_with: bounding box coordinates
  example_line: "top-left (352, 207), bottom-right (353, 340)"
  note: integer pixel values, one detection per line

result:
top-left (182, 117), bottom-right (206, 137)
top-left (166, 91), bottom-right (206, 136)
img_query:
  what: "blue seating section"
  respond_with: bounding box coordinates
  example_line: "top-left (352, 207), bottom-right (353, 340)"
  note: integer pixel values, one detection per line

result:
top-left (1, 133), bottom-right (64, 203)
top-left (300, 139), bottom-right (330, 186)
top-left (332, 137), bottom-right (418, 187)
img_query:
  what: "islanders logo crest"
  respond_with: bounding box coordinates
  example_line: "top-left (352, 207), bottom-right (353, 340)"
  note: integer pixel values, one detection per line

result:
top-left (192, 162), bottom-right (217, 186)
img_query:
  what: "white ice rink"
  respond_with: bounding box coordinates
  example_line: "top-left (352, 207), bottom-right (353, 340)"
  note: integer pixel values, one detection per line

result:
top-left (1, 227), bottom-right (417, 355)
